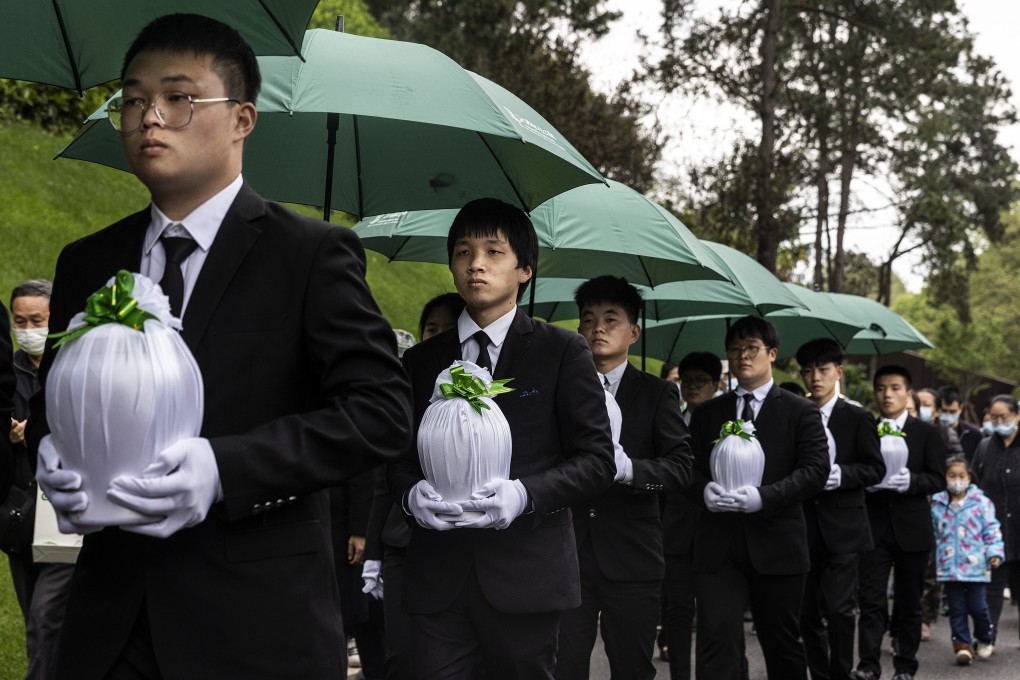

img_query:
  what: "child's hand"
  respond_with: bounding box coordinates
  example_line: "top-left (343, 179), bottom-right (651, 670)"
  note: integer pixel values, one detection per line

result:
top-left (991, 556), bottom-right (1002, 569)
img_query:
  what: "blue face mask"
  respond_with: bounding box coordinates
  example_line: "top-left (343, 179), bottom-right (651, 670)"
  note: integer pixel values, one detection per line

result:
top-left (919, 406), bottom-right (934, 423)
top-left (982, 420), bottom-right (994, 436)
top-left (938, 412), bottom-right (960, 427)
top-left (994, 421), bottom-right (1017, 438)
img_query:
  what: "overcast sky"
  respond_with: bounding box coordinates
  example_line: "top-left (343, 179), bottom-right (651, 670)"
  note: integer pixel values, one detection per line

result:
top-left (577, 0), bottom-right (1020, 292)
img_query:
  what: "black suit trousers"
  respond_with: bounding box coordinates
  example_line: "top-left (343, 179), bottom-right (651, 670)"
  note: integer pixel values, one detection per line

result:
top-left (694, 524), bottom-right (808, 680)
top-left (555, 540), bottom-right (660, 680)
top-left (407, 566), bottom-right (560, 680)
top-left (663, 553), bottom-right (696, 680)
top-left (801, 546), bottom-right (859, 680)
top-left (856, 534), bottom-right (927, 676)
top-left (382, 546), bottom-right (410, 680)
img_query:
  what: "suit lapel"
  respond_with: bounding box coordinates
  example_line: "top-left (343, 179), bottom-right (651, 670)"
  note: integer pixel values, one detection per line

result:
top-left (614, 363), bottom-right (641, 413)
top-left (493, 308), bottom-right (534, 380)
top-left (181, 185), bottom-right (265, 350)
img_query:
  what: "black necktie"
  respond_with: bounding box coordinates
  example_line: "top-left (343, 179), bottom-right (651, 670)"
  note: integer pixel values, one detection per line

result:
top-left (160, 234), bottom-right (198, 318)
top-left (473, 331), bottom-right (492, 371)
top-left (741, 392), bottom-right (755, 423)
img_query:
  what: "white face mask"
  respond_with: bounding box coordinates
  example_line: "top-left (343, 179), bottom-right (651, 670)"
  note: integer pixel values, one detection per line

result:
top-left (14, 327), bottom-right (48, 357)
top-left (946, 480), bottom-right (969, 496)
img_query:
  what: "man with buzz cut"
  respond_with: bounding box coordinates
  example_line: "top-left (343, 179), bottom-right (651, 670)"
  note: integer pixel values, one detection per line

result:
top-left (796, 338), bottom-right (885, 680)
top-left (685, 316), bottom-right (829, 680)
top-left (853, 365), bottom-right (946, 680)
top-left (388, 198), bottom-right (616, 680)
top-left (553, 275), bottom-right (693, 680)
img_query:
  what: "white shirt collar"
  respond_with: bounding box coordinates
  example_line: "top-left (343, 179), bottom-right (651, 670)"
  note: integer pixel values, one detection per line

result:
top-left (600, 359), bottom-right (628, 389)
top-left (819, 393), bottom-right (839, 420)
top-left (143, 174), bottom-right (244, 255)
top-left (457, 305), bottom-right (516, 347)
top-left (735, 379), bottom-right (774, 403)
top-left (883, 410), bottom-right (909, 430)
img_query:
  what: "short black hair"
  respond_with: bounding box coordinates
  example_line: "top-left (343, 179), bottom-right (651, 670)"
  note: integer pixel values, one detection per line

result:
top-left (446, 198), bottom-right (537, 302)
top-left (10, 279), bottom-right (52, 308)
top-left (937, 385), bottom-right (963, 409)
top-left (945, 454), bottom-right (971, 476)
top-left (574, 276), bottom-right (643, 325)
top-left (122, 14), bottom-right (262, 104)
top-left (779, 381), bottom-right (805, 396)
top-left (796, 337), bottom-right (843, 368)
top-left (873, 364), bottom-right (912, 390)
top-left (677, 352), bottom-right (722, 382)
top-left (418, 293), bottom-right (465, 339)
top-left (724, 316), bottom-right (779, 351)
top-left (659, 361), bottom-right (678, 380)
top-left (990, 394), bottom-right (1019, 414)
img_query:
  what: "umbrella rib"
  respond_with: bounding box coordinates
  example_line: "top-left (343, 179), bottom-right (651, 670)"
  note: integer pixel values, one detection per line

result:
top-left (256, 0), bottom-right (307, 61)
top-left (476, 132), bottom-right (528, 211)
top-left (50, 1), bottom-right (82, 95)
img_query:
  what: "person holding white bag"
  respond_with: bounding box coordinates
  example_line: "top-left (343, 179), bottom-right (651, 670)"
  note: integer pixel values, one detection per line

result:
top-left (853, 365), bottom-right (947, 680)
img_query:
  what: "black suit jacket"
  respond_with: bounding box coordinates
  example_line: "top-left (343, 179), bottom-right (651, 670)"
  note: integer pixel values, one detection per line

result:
top-left (0, 305), bottom-right (13, 503)
top-left (572, 363), bottom-right (692, 581)
top-left (804, 398), bottom-right (885, 554)
top-left (30, 185), bottom-right (412, 680)
top-left (388, 308), bottom-right (615, 614)
top-left (864, 415), bottom-right (946, 553)
top-left (686, 385), bottom-right (829, 575)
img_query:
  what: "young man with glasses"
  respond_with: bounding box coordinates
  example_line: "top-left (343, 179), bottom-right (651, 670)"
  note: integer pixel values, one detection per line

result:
top-left (29, 14), bottom-right (411, 680)
top-left (551, 275), bottom-right (692, 680)
top-left (684, 316), bottom-right (829, 679)
top-left (796, 339), bottom-right (884, 680)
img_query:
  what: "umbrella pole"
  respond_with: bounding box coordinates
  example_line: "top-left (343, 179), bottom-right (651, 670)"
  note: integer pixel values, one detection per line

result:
top-left (641, 301), bottom-right (647, 372)
top-left (322, 112), bottom-right (340, 222)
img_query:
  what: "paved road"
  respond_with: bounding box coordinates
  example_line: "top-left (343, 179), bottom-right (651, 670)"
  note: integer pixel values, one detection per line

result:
top-left (588, 602), bottom-right (1020, 678)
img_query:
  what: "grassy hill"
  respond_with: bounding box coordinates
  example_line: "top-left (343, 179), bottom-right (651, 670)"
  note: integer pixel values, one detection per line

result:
top-left (0, 121), bottom-right (456, 336)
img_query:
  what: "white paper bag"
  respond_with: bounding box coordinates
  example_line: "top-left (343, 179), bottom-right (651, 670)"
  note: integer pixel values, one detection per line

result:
top-left (45, 271), bottom-right (204, 527)
top-left (417, 361), bottom-right (513, 521)
top-left (32, 486), bottom-right (83, 564)
top-left (710, 420), bottom-right (765, 492)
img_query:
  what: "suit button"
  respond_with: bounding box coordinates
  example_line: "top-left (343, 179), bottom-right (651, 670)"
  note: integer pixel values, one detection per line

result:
top-left (588, 509), bottom-right (596, 518)
top-left (288, 496), bottom-right (297, 502)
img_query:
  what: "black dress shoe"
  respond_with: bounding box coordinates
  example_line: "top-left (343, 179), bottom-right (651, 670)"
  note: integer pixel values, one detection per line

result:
top-left (850, 670), bottom-right (879, 680)
top-left (891, 673), bottom-right (914, 680)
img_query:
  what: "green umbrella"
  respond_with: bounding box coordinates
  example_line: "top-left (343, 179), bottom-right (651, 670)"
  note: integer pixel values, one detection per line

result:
top-left (828, 293), bottom-right (934, 355)
top-left (635, 284), bottom-right (865, 362)
top-left (514, 241), bottom-right (805, 322)
top-left (354, 180), bottom-right (729, 287)
top-left (0, 1), bottom-right (317, 93)
top-left (56, 29), bottom-right (606, 218)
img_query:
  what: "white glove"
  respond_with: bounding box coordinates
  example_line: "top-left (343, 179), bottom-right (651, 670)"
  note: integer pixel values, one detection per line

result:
top-left (887, 467), bottom-right (911, 493)
top-left (35, 435), bottom-right (97, 535)
top-left (456, 478), bottom-right (529, 529)
top-left (107, 437), bottom-right (222, 538)
top-left (704, 482), bottom-right (737, 512)
top-left (361, 559), bottom-right (384, 600)
top-left (728, 485), bottom-right (763, 513)
top-left (613, 441), bottom-right (633, 484)
top-left (825, 464), bottom-right (842, 491)
top-left (406, 480), bottom-right (462, 531)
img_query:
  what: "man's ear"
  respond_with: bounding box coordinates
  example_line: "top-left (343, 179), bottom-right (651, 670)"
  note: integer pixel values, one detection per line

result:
top-left (233, 102), bottom-right (257, 142)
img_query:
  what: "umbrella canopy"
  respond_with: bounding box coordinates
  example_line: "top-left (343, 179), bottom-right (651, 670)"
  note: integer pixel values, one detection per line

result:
top-left (56, 30), bottom-right (606, 218)
top-left (828, 293), bottom-right (934, 355)
top-left (354, 180), bottom-right (729, 287)
top-left (0, 1), bottom-right (316, 93)
top-left (513, 241), bottom-right (805, 321)
top-left (636, 284), bottom-right (864, 362)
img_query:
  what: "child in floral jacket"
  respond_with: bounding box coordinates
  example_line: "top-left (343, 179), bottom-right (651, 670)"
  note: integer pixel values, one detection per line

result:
top-left (931, 454), bottom-right (1005, 665)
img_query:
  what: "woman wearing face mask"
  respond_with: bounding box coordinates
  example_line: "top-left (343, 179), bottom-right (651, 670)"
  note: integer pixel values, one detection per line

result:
top-left (972, 394), bottom-right (1020, 647)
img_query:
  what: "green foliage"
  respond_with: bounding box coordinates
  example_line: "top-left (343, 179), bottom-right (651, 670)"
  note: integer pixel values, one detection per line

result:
top-left (0, 79), bottom-right (117, 134)
top-left (0, 559), bottom-right (26, 677)
top-left (311, 0), bottom-right (391, 37)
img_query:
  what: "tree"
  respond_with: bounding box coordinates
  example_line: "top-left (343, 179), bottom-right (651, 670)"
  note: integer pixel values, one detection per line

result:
top-left (362, 0), bottom-right (662, 191)
top-left (312, 0), bottom-right (392, 36)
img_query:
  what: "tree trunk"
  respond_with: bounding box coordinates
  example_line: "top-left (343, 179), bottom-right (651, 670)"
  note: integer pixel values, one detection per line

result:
top-left (814, 120), bottom-right (830, 290)
top-left (831, 42), bottom-right (863, 293)
top-left (755, 0), bottom-right (782, 273)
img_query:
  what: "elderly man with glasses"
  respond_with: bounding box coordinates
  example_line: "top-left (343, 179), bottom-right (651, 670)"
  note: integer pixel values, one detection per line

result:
top-left (682, 316), bottom-right (829, 680)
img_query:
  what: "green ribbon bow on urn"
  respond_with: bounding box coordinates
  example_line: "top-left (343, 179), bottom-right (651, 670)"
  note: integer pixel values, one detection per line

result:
top-left (439, 365), bottom-right (514, 415)
top-left (876, 421), bottom-right (906, 438)
top-left (50, 270), bottom-right (158, 348)
top-left (713, 419), bottom-right (756, 444)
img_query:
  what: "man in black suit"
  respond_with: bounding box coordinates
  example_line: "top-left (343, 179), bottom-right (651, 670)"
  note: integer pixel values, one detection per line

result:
top-left (388, 198), bottom-right (616, 679)
top-left (553, 276), bottom-right (692, 680)
top-left (796, 339), bottom-right (885, 680)
top-left (852, 365), bottom-right (946, 680)
top-left (29, 15), bottom-right (412, 680)
top-left (685, 316), bottom-right (829, 680)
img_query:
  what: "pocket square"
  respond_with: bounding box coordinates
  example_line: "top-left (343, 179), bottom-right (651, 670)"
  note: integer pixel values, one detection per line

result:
top-left (519, 388), bottom-right (540, 398)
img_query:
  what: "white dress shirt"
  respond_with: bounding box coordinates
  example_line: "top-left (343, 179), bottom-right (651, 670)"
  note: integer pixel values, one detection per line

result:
top-left (457, 306), bottom-right (517, 370)
top-left (140, 174), bottom-right (244, 316)
top-left (734, 379), bottom-right (774, 421)
top-left (818, 393), bottom-right (839, 465)
top-left (598, 360), bottom-right (628, 398)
